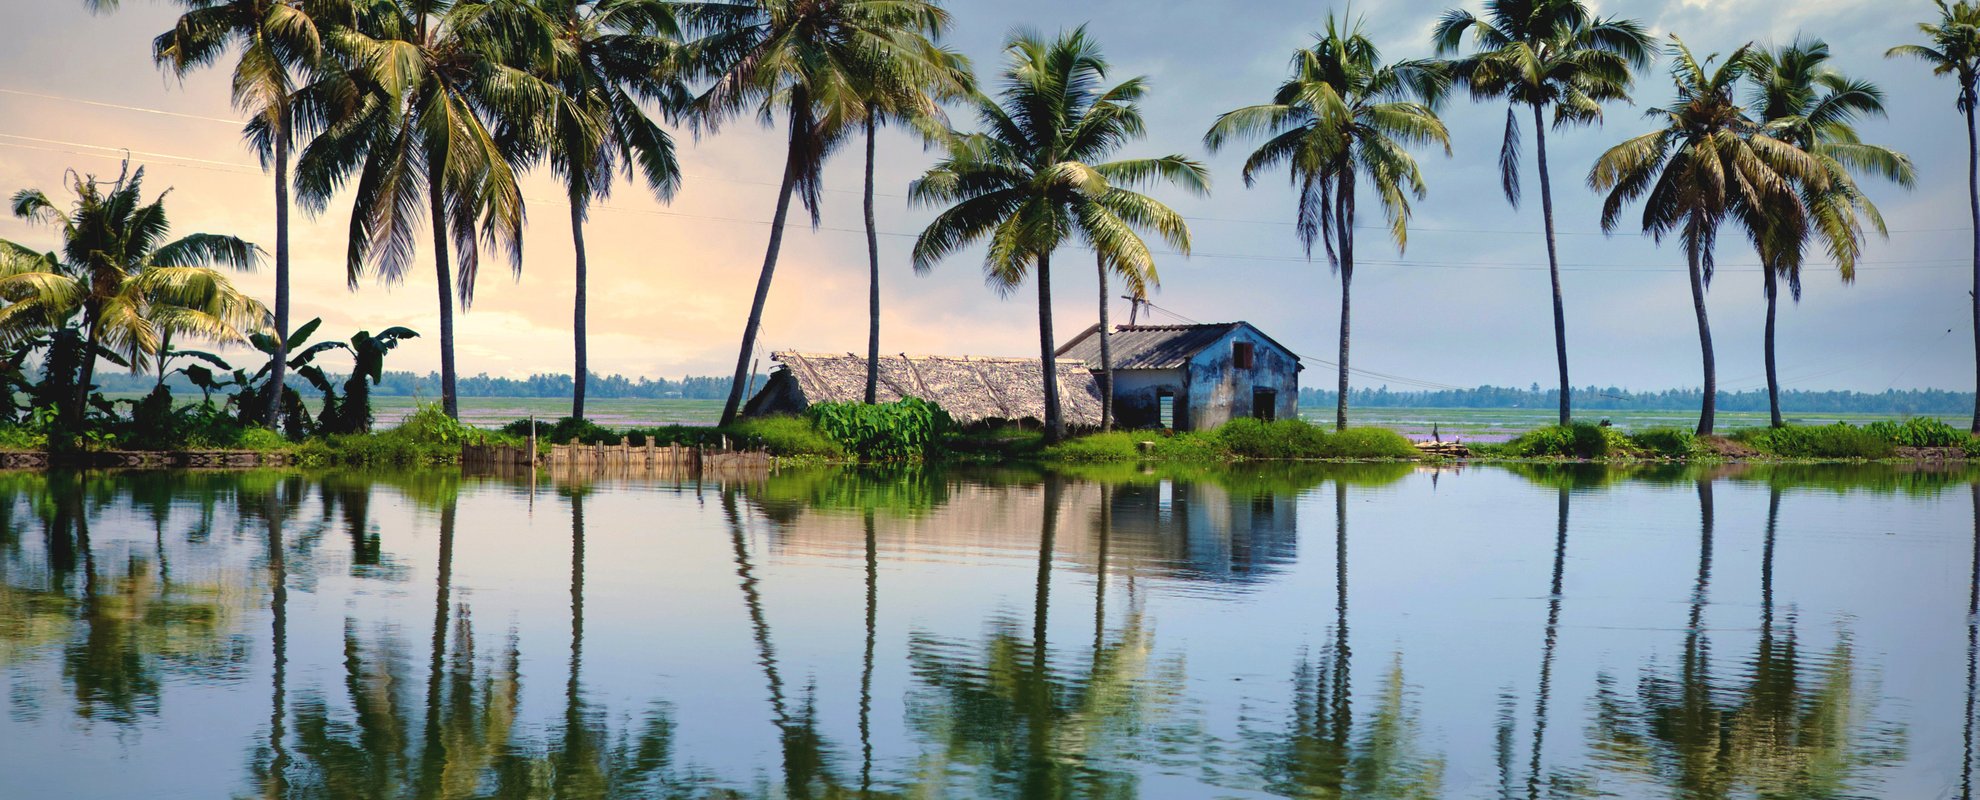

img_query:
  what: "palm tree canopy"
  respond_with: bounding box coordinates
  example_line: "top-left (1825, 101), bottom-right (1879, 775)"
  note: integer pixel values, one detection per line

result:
top-left (0, 166), bottom-right (267, 369)
top-left (144, 0), bottom-right (329, 164)
top-left (1203, 14), bottom-right (1448, 263)
top-left (1588, 37), bottom-right (1827, 285)
top-left (910, 27), bottom-right (1207, 295)
top-left (1747, 38), bottom-right (1915, 292)
top-left (1431, 0), bottom-right (1650, 205)
top-left (524, 0), bottom-right (691, 210)
top-left (1889, 0), bottom-right (1980, 108)
top-left (293, 0), bottom-right (560, 304)
top-left (679, 0), bottom-right (966, 221)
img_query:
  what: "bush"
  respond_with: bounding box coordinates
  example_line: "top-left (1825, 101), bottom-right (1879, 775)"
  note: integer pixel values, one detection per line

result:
top-left (0, 425), bottom-right (46, 451)
top-left (502, 416), bottom-right (620, 445)
top-left (1216, 418), bottom-right (1330, 459)
top-left (730, 416), bottom-right (847, 458)
top-left (234, 427), bottom-right (290, 451)
top-left (1628, 427), bottom-right (1696, 458)
top-left (1506, 423), bottom-right (1619, 459)
top-left (1864, 417), bottom-right (1969, 448)
top-left (806, 398), bottom-right (954, 460)
top-left (1323, 428), bottom-right (1418, 459)
top-left (1736, 423), bottom-right (1896, 459)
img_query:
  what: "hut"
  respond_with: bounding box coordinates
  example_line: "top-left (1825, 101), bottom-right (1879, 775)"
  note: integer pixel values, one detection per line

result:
top-left (1055, 322), bottom-right (1302, 431)
top-left (741, 352), bottom-right (1106, 428)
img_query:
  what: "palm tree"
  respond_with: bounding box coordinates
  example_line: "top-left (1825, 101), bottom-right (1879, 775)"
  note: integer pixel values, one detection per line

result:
top-left (911, 28), bottom-right (1206, 442)
top-left (849, 16), bottom-right (971, 405)
top-left (1433, 0), bottom-right (1651, 427)
top-left (1589, 37), bottom-right (1823, 436)
top-left (92, 0), bottom-right (325, 428)
top-left (3, 163), bottom-right (265, 427)
top-left (528, 0), bottom-right (688, 421)
top-left (1747, 40), bottom-right (1914, 428)
top-left (1890, 1), bottom-right (1980, 434)
top-left (296, 0), bottom-right (554, 419)
top-left (1206, 15), bottom-right (1449, 431)
top-left (684, 0), bottom-right (961, 426)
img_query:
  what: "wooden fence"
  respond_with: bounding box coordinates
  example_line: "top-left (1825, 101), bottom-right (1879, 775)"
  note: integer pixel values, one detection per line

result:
top-left (460, 442), bottom-right (776, 477)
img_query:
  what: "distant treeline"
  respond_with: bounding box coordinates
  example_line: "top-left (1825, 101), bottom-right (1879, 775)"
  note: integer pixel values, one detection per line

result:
top-left (90, 369), bottom-right (1969, 414)
top-left (1298, 386), bottom-right (1975, 415)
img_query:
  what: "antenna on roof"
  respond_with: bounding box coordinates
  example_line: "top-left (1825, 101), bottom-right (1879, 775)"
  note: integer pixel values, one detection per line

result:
top-left (1121, 295), bottom-right (1143, 326)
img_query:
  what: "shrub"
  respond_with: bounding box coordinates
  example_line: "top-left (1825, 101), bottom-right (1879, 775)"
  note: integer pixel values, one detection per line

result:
top-left (730, 416), bottom-right (847, 458)
top-left (806, 398), bottom-right (954, 460)
top-left (1323, 428), bottom-right (1419, 459)
top-left (1737, 423), bottom-right (1896, 459)
top-left (1216, 418), bottom-right (1330, 459)
top-left (1628, 427), bottom-right (1696, 458)
top-left (1506, 423), bottom-right (1616, 459)
top-left (502, 416), bottom-right (621, 445)
top-left (0, 425), bottom-right (46, 451)
top-left (1864, 417), bottom-right (1968, 448)
top-left (234, 427), bottom-right (290, 451)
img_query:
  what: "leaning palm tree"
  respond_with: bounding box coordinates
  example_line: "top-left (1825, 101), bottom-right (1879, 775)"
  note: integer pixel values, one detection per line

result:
top-left (296, 0), bottom-right (554, 419)
top-left (1589, 37), bottom-right (1823, 436)
top-left (848, 17), bottom-right (971, 405)
top-left (1889, 2), bottom-right (1980, 434)
top-left (1206, 15), bottom-right (1449, 431)
top-left (683, 0), bottom-right (960, 426)
top-left (911, 28), bottom-right (1205, 442)
top-left (527, 0), bottom-right (689, 421)
top-left (3, 163), bottom-right (264, 427)
top-left (1433, 0), bottom-right (1651, 427)
top-left (1747, 39), bottom-right (1914, 427)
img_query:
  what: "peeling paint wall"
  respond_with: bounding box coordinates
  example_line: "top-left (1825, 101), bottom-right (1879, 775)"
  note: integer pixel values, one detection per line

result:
top-left (1106, 368), bottom-right (1188, 430)
top-left (1183, 327), bottom-right (1301, 430)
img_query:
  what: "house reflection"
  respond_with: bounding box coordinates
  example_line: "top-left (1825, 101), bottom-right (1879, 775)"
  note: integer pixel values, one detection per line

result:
top-left (739, 467), bottom-right (1329, 589)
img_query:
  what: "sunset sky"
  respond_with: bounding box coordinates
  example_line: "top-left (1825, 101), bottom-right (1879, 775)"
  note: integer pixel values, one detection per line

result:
top-left (0, 0), bottom-right (1969, 394)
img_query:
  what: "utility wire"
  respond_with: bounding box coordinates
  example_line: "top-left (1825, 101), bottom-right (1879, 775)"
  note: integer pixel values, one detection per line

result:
top-left (4, 85), bottom-right (1973, 237)
top-left (6, 132), bottom-right (1964, 279)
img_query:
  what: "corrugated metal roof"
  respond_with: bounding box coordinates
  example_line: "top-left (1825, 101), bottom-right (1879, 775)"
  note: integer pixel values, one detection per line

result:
top-left (1055, 323), bottom-right (1247, 370)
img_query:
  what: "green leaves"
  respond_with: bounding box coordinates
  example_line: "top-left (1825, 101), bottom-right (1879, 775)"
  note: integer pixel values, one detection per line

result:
top-left (806, 397), bottom-right (954, 460)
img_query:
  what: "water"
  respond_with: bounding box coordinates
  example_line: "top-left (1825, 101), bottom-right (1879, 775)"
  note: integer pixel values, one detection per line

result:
top-left (0, 463), bottom-right (1974, 799)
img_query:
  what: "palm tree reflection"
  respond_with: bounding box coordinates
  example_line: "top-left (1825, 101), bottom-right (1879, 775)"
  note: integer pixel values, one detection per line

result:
top-left (1589, 480), bottom-right (1905, 798)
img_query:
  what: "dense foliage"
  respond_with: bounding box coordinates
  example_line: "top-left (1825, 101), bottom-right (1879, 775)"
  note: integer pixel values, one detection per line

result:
top-left (1733, 423), bottom-right (1899, 459)
top-left (807, 398), bottom-right (955, 460)
top-left (1046, 419), bottom-right (1417, 462)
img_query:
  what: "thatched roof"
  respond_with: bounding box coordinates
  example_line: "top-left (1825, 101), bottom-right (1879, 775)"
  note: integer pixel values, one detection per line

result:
top-left (760, 352), bottom-right (1104, 427)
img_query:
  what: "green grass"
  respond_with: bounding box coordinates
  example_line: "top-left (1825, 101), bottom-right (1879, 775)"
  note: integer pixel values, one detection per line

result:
top-left (1731, 423), bottom-right (1898, 460)
top-left (1043, 420), bottom-right (1417, 463)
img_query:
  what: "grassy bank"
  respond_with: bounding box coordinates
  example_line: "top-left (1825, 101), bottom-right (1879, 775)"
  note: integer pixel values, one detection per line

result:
top-left (1474, 417), bottom-right (1978, 462)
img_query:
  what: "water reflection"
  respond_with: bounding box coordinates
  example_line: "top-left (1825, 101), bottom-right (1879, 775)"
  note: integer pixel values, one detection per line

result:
top-left (0, 463), bottom-right (1969, 798)
top-left (1586, 481), bottom-right (1907, 799)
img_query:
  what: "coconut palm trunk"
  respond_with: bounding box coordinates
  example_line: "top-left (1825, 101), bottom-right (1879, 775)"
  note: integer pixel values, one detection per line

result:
top-left (1686, 228), bottom-right (1717, 436)
top-left (1096, 253), bottom-right (1114, 431)
top-left (1968, 98), bottom-right (1980, 434)
top-left (1335, 176), bottom-right (1356, 432)
top-left (73, 304), bottom-right (103, 428)
top-left (571, 201), bottom-right (590, 420)
top-left (1532, 103), bottom-right (1571, 426)
top-left (1764, 267), bottom-right (1784, 428)
top-left (1036, 251), bottom-right (1063, 442)
top-left (265, 107), bottom-right (292, 429)
top-left (864, 115), bottom-right (882, 406)
top-left (720, 124), bottom-right (804, 427)
top-left (428, 170), bottom-right (459, 420)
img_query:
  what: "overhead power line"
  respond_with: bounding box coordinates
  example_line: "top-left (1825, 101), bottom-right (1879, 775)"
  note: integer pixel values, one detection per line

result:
top-left (5, 84), bottom-right (1972, 237)
top-left (1, 130), bottom-right (1966, 277)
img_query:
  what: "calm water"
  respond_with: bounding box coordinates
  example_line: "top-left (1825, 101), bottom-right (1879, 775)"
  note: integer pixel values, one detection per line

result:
top-left (1, 463), bottom-right (1975, 799)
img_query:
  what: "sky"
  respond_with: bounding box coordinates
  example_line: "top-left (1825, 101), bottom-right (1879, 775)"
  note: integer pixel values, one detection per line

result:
top-left (0, 0), bottom-right (1970, 394)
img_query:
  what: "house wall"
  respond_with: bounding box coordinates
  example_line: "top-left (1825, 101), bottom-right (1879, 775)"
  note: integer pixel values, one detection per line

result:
top-left (1106, 368), bottom-right (1188, 430)
top-left (1183, 327), bottom-right (1301, 430)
